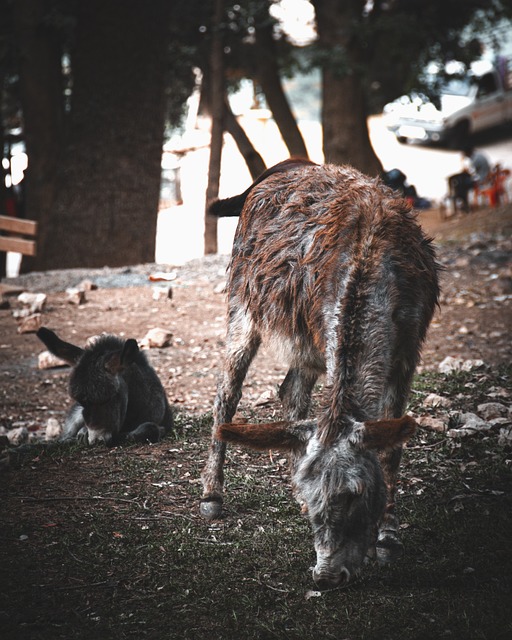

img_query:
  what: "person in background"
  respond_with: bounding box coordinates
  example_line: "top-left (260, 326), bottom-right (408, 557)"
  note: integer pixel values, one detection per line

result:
top-left (447, 145), bottom-right (492, 214)
top-left (463, 145), bottom-right (491, 189)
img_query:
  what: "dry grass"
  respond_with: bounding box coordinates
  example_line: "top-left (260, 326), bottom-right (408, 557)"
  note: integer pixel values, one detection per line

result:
top-left (1, 367), bottom-right (511, 640)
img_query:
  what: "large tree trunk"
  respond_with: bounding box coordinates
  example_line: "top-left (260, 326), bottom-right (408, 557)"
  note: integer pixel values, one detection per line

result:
top-left (254, 12), bottom-right (309, 159)
top-left (19, 0), bottom-right (171, 271)
top-left (13, 0), bottom-right (65, 273)
top-left (312, 0), bottom-right (382, 176)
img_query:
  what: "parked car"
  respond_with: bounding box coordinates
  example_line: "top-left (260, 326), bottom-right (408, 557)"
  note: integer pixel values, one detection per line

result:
top-left (383, 57), bottom-right (512, 147)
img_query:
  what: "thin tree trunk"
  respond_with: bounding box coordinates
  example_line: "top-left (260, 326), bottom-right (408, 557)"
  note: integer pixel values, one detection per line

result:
top-left (255, 18), bottom-right (309, 159)
top-left (204, 0), bottom-right (225, 255)
top-left (224, 99), bottom-right (266, 179)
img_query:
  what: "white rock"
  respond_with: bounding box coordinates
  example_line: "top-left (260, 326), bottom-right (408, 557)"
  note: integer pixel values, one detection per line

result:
top-left (423, 393), bottom-right (451, 408)
top-left (141, 328), bottom-right (172, 348)
top-left (38, 350), bottom-right (69, 370)
top-left (17, 292), bottom-right (47, 313)
top-left (45, 418), bottom-right (63, 441)
top-left (66, 288), bottom-right (86, 305)
top-left (77, 279), bottom-right (97, 291)
top-left (214, 281), bottom-right (227, 294)
top-left (7, 426), bottom-right (29, 446)
top-left (152, 285), bottom-right (173, 300)
top-left (460, 359), bottom-right (485, 372)
top-left (477, 402), bottom-right (509, 420)
top-left (447, 412), bottom-right (491, 438)
top-left (438, 356), bottom-right (485, 374)
top-left (498, 427), bottom-right (512, 446)
top-left (17, 314), bottom-right (42, 334)
top-left (253, 389), bottom-right (276, 407)
top-left (417, 416), bottom-right (446, 432)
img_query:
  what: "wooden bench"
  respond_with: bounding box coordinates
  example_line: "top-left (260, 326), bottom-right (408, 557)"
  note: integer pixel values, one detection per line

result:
top-left (0, 215), bottom-right (38, 256)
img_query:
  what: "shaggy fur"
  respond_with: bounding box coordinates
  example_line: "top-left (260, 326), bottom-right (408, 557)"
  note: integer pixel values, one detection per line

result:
top-left (200, 162), bottom-right (440, 588)
top-left (37, 327), bottom-right (173, 446)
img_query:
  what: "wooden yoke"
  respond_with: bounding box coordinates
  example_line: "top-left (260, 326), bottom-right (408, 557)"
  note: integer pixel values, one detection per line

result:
top-left (0, 215), bottom-right (38, 256)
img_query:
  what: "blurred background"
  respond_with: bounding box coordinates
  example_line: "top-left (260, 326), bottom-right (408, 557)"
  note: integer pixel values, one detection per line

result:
top-left (1, 0), bottom-right (512, 277)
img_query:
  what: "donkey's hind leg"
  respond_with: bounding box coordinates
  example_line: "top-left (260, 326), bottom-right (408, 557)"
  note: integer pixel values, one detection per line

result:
top-left (200, 312), bottom-right (261, 519)
top-left (279, 367), bottom-right (318, 421)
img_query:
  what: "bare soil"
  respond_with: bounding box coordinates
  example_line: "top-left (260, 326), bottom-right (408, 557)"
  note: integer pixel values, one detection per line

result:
top-left (0, 204), bottom-right (511, 640)
top-left (1, 205), bottom-right (511, 436)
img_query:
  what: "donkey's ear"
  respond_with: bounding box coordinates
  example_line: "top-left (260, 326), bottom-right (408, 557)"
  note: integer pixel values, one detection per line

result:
top-left (361, 415), bottom-right (417, 450)
top-left (104, 339), bottom-right (139, 374)
top-left (36, 327), bottom-right (84, 365)
top-left (120, 339), bottom-right (139, 366)
top-left (217, 421), bottom-right (313, 452)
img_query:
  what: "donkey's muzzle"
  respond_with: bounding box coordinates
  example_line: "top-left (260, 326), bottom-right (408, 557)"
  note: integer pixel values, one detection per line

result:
top-left (312, 566), bottom-right (350, 590)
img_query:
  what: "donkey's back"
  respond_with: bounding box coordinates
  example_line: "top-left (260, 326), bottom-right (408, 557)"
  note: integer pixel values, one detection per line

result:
top-left (227, 163), bottom-right (438, 409)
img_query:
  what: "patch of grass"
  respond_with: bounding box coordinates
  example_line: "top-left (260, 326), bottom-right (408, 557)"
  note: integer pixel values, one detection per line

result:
top-left (1, 371), bottom-right (511, 639)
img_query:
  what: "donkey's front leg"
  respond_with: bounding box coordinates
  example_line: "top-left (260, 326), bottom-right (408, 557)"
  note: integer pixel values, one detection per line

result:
top-left (200, 319), bottom-right (261, 519)
top-left (376, 446), bottom-right (404, 563)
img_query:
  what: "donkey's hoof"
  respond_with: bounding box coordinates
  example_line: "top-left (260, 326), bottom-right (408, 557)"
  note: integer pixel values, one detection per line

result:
top-left (200, 497), bottom-right (223, 520)
top-left (375, 531), bottom-right (404, 564)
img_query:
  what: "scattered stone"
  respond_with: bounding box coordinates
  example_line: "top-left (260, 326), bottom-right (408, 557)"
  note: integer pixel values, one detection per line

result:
top-left (438, 356), bottom-right (485, 374)
top-left (17, 292), bottom-right (47, 313)
top-left (253, 389), bottom-right (276, 407)
top-left (489, 417), bottom-right (511, 430)
top-left (447, 412), bottom-right (491, 438)
top-left (7, 426), bottom-right (30, 446)
top-left (214, 281), bottom-right (227, 294)
top-left (423, 393), bottom-right (451, 408)
top-left (417, 416), bottom-right (446, 432)
top-left (17, 313), bottom-right (42, 334)
top-left (152, 285), bottom-right (173, 301)
top-left (77, 279), bottom-right (98, 291)
top-left (38, 350), bottom-right (69, 370)
top-left (498, 427), bottom-right (512, 447)
top-left (12, 308), bottom-right (31, 319)
top-left (486, 386), bottom-right (510, 400)
top-left (140, 327), bottom-right (172, 348)
top-left (45, 418), bottom-right (63, 441)
top-left (477, 402), bottom-right (509, 421)
top-left (66, 288), bottom-right (86, 305)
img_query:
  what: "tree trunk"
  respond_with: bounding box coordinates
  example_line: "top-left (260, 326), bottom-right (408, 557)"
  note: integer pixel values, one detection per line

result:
top-left (312, 0), bottom-right (382, 176)
top-left (13, 0), bottom-right (65, 273)
top-left (224, 99), bottom-right (266, 179)
top-left (255, 17), bottom-right (309, 159)
top-left (204, 0), bottom-right (225, 255)
top-left (19, 0), bottom-right (171, 271)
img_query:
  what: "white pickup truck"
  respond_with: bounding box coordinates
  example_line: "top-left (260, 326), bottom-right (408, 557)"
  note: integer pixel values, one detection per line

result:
top-left (383, 58), bottom-right (512, 147)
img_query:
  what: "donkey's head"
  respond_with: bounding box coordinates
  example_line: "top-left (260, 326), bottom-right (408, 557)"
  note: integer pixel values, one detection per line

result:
top-left (218, 415), bottom-right (416, 589)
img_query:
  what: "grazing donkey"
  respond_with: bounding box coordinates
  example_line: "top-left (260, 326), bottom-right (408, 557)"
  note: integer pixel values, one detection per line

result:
top-left (200, 162), bottom-right (440, 589)
top-left (37, 327), bottom-right (173, 446)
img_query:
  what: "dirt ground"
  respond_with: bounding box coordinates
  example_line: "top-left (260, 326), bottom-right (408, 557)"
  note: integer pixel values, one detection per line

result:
top-left (1, 204), bottom-right (511, 443)
top-left (0, 204), bottom-right (511, 640)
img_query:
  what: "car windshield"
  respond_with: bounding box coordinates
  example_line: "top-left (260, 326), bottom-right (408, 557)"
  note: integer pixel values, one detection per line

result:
top-left (423, 71), bottom-right (475, 98)
top-left (440, 76), bottom-right (474, 97)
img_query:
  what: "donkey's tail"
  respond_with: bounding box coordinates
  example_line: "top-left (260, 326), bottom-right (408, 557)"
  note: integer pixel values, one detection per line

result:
top-left (209, 190), bottom-right (251, 217)
top-left (208, 157), bottom-right (317, 218)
